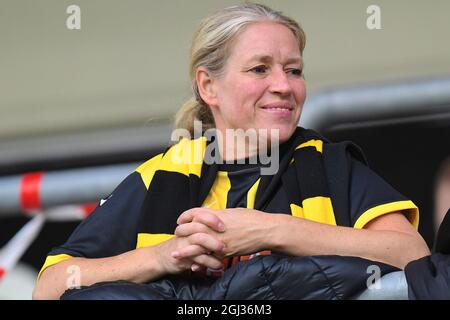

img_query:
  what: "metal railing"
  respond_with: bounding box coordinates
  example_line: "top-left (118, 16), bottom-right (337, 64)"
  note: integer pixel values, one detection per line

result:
top-left (300, 76), bottom-right (450, 131)
top-left (0, 163), bottom-right (138, 216)
top-left (353, 271), bottom-right (408, 300)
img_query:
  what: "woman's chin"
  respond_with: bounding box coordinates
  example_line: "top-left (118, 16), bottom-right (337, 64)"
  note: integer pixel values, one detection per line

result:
top-left (253, 125), bottom-right (296, 146)
top-left (272, 125), bottom-right (297, 144)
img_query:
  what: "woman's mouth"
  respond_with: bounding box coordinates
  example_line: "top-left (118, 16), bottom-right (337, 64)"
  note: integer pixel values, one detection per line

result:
top-left (260, 102), bottom-right (294, 116)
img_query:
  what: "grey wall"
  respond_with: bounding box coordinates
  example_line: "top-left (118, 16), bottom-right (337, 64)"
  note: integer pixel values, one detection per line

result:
top-left (1, 0), bottom-right (450, 140)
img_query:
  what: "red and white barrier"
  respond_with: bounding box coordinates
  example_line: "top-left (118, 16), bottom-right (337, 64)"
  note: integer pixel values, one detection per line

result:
top-left (0, 202), bottom-right (98, 283)
top-left (0, 215), bottom-right (45, 282)
top-left (0, 163), bottom-right (137, 216)
top-left (20, 172), bottom-right (44, 212)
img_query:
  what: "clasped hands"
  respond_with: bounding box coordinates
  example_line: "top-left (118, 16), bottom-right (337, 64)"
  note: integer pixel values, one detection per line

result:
top-left (162, 207), bottom-right (274, 273)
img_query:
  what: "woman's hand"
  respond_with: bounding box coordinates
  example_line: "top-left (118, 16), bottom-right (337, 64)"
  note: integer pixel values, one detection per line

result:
top-left (175, 207), bottom-right (277, 258)
top-left (154, 219), bottom-right (226, 274)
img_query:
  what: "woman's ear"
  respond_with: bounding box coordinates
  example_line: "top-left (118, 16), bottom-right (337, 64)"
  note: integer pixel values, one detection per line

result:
top-left (196, 67), bottom-right (219, 107)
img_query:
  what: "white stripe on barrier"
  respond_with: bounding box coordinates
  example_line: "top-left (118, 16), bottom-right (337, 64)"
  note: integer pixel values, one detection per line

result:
top-left (24, 203), bottom-right (97, 222)
top-left (0, 215), bottom-right (45, 283)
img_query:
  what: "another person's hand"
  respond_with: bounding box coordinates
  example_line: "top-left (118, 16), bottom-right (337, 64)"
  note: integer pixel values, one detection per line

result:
top-left (175, 207), bottom-right (276, 258)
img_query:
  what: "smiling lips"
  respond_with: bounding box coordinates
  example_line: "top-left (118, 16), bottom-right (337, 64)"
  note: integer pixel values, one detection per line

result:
top-left (260, 102), bottom-right (294, 116)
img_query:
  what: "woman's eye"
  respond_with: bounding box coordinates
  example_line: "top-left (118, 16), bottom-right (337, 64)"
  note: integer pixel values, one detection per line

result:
top-left (288, 68), bottom-right (303, 76)
top-left (251, 65), bottom-right (267, 74)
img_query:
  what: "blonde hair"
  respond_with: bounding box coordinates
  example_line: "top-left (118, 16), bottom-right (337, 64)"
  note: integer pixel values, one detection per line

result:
top-left (174, 2), bottom-right (306, 136)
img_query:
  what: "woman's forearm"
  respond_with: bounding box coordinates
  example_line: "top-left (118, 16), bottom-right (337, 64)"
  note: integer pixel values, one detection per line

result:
top-left (33, 247), bottom-right (164, 300)
top-left (268, 214), bottom-right (430, 269)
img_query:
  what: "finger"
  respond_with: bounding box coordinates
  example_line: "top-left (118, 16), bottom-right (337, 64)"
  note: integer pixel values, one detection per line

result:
top-left (193, 213), bottom-right (226, 233)
top-left (175, 222), bottom-right (211, 237)
top-left (172, 247), bottom-right (225, 261)
top-left (188, 233), bottom-right (225, 252)
top-left (190, 263), bottom-right (204, 272)
top-left (177, 207), bottom-right (204, 224)
top-left (172, 244), bottom-right (210, 259)
top-left (192, 254), bottom-right (223, 270)
top-left (178, 208), bottom-right (225, 232)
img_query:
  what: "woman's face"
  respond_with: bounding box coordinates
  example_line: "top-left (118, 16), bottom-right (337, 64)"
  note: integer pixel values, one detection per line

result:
top-left (210, 22), bottom-right (306, 144)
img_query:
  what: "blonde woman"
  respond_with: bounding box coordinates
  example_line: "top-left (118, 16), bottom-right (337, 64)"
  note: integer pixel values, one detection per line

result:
top-left (34, 3), bottom-right (429, 300)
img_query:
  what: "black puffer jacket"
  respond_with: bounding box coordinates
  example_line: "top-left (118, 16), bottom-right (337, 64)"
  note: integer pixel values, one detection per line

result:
top-left (61, 254), bottom-right (397, 300)
top-left (405, 208), bottom-right (450, 299)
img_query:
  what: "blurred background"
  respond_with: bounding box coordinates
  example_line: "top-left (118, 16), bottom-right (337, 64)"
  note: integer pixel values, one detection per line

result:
top-left (1, 0), bottom-right (450, 299)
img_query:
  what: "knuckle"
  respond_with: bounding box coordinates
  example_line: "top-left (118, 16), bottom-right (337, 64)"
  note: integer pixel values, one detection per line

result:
top-left (215, 241), bottom-right (224, 251)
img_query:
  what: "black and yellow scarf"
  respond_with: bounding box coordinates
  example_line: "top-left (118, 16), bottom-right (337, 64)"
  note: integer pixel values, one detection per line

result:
top-left (135, 127), bottom-right (366, 248)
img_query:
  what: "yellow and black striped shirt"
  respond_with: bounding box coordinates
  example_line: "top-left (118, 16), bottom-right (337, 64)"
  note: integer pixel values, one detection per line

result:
top-left (39, 139), bottom-right (419, 278)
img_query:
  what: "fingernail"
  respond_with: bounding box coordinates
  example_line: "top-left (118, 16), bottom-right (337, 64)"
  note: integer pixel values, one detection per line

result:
top-left (191, 264), bottom-right (200, 272)
top-left (218, 222), bottom-right (226, 232)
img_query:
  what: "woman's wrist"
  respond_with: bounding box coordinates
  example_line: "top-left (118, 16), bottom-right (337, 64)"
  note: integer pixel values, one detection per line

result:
top-left (263, 213), bottom-right (289, 251)
top-left (131, 246), bottom-right (167, 283)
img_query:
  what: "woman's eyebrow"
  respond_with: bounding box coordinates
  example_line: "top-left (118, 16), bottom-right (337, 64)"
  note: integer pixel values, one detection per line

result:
top-left (246, 54), bottom-right (273, 64)
top-left (286, 56), bottom-right (303, 65)
top-left (245, 54), bottom-right (303, 65)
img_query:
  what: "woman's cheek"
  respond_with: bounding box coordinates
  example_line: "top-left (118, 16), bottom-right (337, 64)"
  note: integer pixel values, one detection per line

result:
top-left (240, 80), bottom-right (265, 99)
top-left (294, 81), bottom-right (307, 105)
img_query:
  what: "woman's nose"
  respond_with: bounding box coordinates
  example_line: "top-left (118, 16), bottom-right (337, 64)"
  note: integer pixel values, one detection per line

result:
top-left (268, 69), bottom-right (292, 96)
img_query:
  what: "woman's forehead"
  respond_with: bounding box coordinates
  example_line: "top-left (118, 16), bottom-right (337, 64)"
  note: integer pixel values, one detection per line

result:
top-left (228, 22), bottom-right (301, 61)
